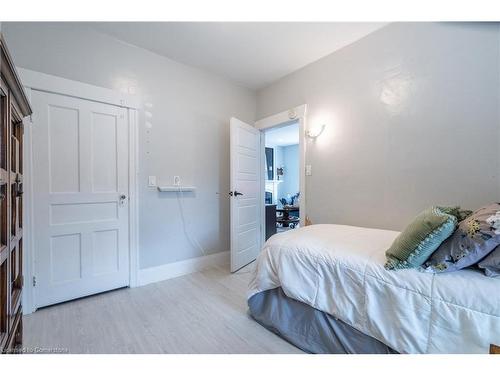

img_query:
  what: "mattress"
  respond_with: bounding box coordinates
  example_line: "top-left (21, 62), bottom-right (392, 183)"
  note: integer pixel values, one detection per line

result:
top-left (248, 224), bottom-right (500, 354)
top-left (249, 287), bottom-right (397, 354)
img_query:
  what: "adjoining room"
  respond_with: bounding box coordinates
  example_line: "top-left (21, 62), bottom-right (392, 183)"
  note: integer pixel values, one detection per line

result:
top-left (264, 121), bottom-right (300, 238)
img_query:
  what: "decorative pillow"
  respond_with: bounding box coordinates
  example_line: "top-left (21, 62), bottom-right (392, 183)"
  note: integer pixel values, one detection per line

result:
top-left (440, 206), bottom-right (473, 222)
top-left (385, 207), bottom-right (458, 270)
top-left (478, 245), bottom-right (500, 277)
top-left (423, 203), bottom-right (500, 273)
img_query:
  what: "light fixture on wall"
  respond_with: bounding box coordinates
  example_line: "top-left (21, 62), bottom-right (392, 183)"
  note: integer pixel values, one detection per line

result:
top-left (306, 124), bottom-right (326, 139)
top-left (277, 167), bottom-right (284, 180)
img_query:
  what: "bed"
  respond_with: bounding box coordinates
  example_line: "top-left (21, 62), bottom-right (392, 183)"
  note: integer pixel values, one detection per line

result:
top-left (247, 224), bottom-right (500, 354)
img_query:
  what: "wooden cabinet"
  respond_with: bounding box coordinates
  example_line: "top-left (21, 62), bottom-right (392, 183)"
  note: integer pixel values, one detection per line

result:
top-left (0, 34), bottom-right (32, 354)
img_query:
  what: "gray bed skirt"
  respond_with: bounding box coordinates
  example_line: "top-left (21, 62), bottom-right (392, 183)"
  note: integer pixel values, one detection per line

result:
top-left (248, 287), bottom-right (397, 354)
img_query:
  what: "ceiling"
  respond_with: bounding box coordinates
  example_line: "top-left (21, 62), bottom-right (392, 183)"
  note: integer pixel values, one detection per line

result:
top-left (265, 122), bottom-right (299, 147)
top-left (88, 22), bottom-right (387, 90)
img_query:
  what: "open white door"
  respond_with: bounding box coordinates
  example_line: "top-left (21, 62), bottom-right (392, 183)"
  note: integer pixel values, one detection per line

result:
top-left (230, 118), bottom-right (261, 272)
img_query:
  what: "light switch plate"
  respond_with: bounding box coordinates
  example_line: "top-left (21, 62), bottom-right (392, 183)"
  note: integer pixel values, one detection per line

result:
top-left (305, 165), bottom-right (312, 176)
top-left (148, 176), bottom-right (157, 187)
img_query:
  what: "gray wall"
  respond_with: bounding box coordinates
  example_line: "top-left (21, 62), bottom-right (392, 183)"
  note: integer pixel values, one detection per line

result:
top-left (4, 22), bottom-right (499, 264)
top-left (257, 23), bottom-right (500, 230)
top-left (2, 23), bottom-right (256, 269)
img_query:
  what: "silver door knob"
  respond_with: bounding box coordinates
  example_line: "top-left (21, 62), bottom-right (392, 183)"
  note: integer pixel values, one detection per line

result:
top-left (119, 194), bottom-right (128, 206)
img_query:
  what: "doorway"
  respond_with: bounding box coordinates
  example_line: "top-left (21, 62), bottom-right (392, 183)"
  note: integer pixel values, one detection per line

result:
top-left (263, 122), bottom-right (300, 240)
top-left (229, 105), bottom-right (306, 272)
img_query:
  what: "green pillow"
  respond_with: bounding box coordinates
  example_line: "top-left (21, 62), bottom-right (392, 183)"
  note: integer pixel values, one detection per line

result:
top-left (439, 206), bottom-right (473, 222)
top-left (385, 207), bottom-right (458, 270)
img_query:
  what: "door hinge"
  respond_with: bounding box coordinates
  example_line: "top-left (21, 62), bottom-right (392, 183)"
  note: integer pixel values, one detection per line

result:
top-left (32, 276), bottom-right (37, 287)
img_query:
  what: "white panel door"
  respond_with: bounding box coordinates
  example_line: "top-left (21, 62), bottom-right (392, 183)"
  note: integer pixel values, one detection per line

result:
top-left (230, 118), bottom-right (261, 272)
top-left (32, 90), bottom-right (130, 308)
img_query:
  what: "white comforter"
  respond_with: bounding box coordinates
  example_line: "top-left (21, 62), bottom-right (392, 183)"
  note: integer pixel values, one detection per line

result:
top-left (248, 224), bottom-right (500, 354)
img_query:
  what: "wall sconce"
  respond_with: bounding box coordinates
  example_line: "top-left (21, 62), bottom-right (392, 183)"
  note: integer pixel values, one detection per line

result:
top-left (306, 124), bottom-right (326, 139)
top-left (276, 167), bottom-right (284, 180)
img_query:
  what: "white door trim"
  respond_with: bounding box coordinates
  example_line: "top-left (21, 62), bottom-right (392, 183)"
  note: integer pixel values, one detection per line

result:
top-left (17, 68), bottom-right (142, 110)
top-left (22, 87), bottom-right (35, 314)
top-left (127, 108), bottom-right (140, 289)
top-left (255, 104), bottom-right (307, 230)
top-left (21, 69), bottom-right (140, 314)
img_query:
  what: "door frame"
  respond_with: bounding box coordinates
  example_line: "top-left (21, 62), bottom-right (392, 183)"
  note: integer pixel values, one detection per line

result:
top-left (255, 104), bottom-right (307, 244)
top-left (18, 68), bottom-right (141, 314)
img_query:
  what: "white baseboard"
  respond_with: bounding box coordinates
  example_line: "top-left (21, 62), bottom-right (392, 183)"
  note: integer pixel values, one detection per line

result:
top-left (137, 251), bottom-right (230, 287)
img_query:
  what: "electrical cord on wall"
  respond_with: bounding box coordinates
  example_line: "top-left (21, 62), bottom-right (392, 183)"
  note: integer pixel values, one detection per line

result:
top-left (175, 182), bottom-right (207, 256)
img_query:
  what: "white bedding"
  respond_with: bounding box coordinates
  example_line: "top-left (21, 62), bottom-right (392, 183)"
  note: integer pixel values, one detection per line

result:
top-left (248, 224), bottom-right (500, 353)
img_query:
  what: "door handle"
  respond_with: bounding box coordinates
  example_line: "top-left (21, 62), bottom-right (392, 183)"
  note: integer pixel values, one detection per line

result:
top-left (119, 193), bottom-right (128, 206)
top-left (230, 191), bottom-right (243, 197)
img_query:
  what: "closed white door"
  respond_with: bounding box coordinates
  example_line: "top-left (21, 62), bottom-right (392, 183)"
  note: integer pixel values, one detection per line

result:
top-left (32, 90), bottom-right (130, 308)
top-left (230, 118), bottom-right (261, 272)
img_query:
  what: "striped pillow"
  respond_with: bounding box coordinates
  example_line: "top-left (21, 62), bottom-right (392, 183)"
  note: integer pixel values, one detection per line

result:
top-left (385, 207), bottom-right (458, 270)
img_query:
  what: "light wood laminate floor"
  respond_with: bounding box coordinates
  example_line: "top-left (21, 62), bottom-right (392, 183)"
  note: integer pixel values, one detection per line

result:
top-left (23, 262), bottom-right (302, 354)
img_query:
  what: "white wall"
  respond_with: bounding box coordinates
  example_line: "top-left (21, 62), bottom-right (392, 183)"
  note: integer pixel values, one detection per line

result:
top-left (2, 22), bottom-right (256, 269)
top-left (257, 22), bottom-right (500, 231)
